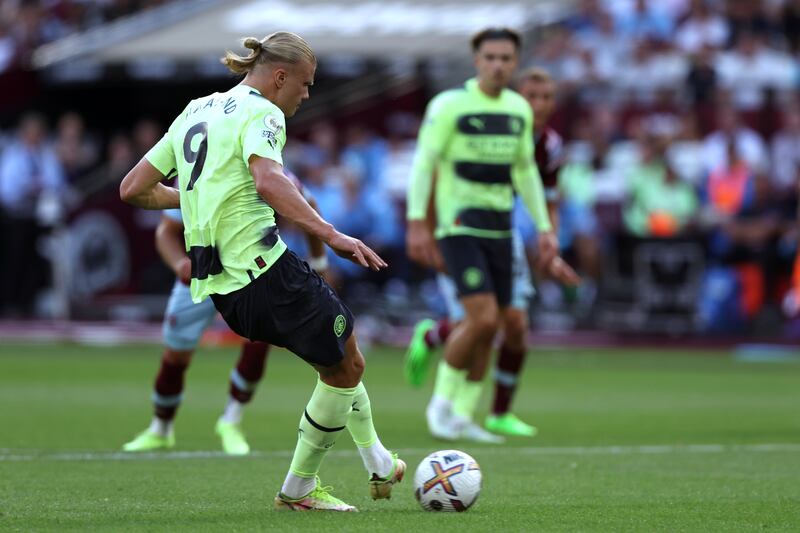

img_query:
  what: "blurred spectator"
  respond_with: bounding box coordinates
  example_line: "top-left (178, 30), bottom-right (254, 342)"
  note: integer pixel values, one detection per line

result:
top-left (616, 39), bottom-right (688, 104)
top-left (132, 119), bottom-right (162, 158)
top-left (381, 112), bottom-right (419, 203)
top-left (77, 132), bottom-right (135, 196)
top-left (685, 45), bottom-right (718, 106)
top-left (623, 135), bottom-right (699, 237)
top-left (0, 113), bottom-right (65, 316)
top-left (703, 104), bottom-right (768, 176)
top-left (714, 30), bottom-right (796, 111)
top-left (0, 21), bottom-right (14, 74)
top-left (340, 124), bottom-right (387, 188)
top-left (55, 112), bottom-right (98, 182)
top-left (564, 0), bottom-right (606, 34)
top-left (576, 9), bottom-right (632, 74)
top-left (725, 0), bottom-right (776, 46)
top-left (781, 0), bottom-right (800, 53)
top-left (614, 0), bottom-right (675, 42)
top-left (675, 0), bottom-right (730, 53)
top-left (770, 106), bottom-right (800, 195)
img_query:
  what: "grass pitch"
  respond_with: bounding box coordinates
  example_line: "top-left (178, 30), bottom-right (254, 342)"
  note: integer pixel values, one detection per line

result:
top-left (0, 342), bottom-right (798, 531)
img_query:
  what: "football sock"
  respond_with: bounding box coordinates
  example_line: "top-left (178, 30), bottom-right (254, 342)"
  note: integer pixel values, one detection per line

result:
top-left (220, 398), bottom-right (244, 425)
top-left (228, 341), bottom-right (269, 403)
top-left (424, 317), bottom-right (452, 349)
top-left (452, 379), bottom-right (483, 420)
top-left (347, 382), bottom-right (393, 478)
top-left (148, 416), bottom-right (172, 437)
top-left (152, 350), bottom-right (189, 422)
top-left (282, 378), bottom-right (355, 498)
top-left (431, 360), bottom-right (467, 407)
top-left (492, 343), bottom-right (526, 415)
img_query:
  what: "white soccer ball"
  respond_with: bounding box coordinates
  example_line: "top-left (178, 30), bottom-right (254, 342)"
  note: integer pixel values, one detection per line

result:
top-left (413, 449), bottom-right (482, 512)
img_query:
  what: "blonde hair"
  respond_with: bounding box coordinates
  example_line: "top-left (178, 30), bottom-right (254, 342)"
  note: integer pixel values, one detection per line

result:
top-left (518, 66), bottom-right (553, 85)
top-left (221, 31), bottom-right (316, 75)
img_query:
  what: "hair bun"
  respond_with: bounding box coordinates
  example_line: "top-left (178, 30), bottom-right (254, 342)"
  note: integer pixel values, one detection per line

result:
top-left (243, 37), bottom-right (262, 51)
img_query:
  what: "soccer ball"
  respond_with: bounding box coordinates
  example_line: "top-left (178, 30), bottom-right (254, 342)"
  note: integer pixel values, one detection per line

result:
top-left (413, 449), bottom-right (482, 512)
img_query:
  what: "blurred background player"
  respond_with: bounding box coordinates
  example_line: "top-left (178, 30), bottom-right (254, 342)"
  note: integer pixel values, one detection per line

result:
top-left (123, 171), bottom-right (327, 455)
top-left (405, 68), bottom-right (580, 438)
top-left (406, 28), bottom-right (558, 444)
top-left (120, 32), bottom-right (403, 512)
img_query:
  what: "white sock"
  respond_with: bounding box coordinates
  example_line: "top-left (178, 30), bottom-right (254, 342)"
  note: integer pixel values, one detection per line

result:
top-left (358, 438), bottom-right (394, 479)
top-left (221, 397), bottom-right (244, 424)
top-left (149, 417), bottom-right (172, 437)
top-left (427, 394), bottom-right (451, 416)
top-left (281, 472), bottom-right (317, 499)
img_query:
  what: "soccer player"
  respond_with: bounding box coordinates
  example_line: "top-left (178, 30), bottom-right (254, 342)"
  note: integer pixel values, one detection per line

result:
top-left (405, 68), bottom-right (579, 438)
top-left (406, 28), bottom-right (558, 443)
top-left (120, 32), bottom-right (403, 512)
top-left (122, 172), bottom-right (327, 456)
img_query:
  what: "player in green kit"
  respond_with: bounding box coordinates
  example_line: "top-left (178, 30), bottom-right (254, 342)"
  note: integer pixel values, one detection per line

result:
top-left (120, 32), bottom-right (404, 512)
top-left (406, 28), bottom-right (558, 442)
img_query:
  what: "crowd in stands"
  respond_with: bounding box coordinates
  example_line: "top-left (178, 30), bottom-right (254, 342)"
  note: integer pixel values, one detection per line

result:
top-left (1, 0), bottom-right (800, 333)
top-left (0, 0), bottom-right (173, 72)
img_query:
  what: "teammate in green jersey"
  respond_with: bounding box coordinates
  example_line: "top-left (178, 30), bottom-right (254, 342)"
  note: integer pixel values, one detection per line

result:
top-left (120, 32), bottom-right (404, 512)
top-left (406, 28), bottom-right (558, 442)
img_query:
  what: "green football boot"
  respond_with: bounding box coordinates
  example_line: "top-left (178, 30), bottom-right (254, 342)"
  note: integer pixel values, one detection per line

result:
top-left (404, 318), bottom-right (436, 387)
top-left (122, 429), bottom-right (175, 452)
top-left (274, 477), bottom-right (357, 512)
top-left (484, 413), bottom-right (538, 437)
top-left (215, 419), bottom-right (250, 456)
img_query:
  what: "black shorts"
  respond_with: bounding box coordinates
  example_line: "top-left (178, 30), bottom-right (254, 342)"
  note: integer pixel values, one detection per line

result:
top-left (438, 235), bottom-right (513, 307)
top-left (210, 250), bottom-right (354, 368)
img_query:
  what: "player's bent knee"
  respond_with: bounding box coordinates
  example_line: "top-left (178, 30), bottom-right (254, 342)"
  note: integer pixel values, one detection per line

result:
top-left (316, 336), bottom-right (364, 388)
top-left (470, 309), bottom-right (500, 339)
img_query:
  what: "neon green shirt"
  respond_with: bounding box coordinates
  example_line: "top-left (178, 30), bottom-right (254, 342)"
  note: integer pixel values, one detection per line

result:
top-left (145, 84), bottom-right (287, 302)
top-left (407, 78), bottom-right (551, 239)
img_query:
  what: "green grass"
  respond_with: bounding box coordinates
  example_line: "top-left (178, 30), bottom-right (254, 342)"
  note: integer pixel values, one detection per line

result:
top-left (0, 343), bottom-right (799, 531)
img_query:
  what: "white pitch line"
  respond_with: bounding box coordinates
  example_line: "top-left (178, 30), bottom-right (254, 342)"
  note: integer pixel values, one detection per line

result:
top-left (1, 443), bottom-right (798, 463)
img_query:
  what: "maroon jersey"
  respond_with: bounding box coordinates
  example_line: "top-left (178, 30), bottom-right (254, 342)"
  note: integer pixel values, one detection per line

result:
top-left (534, 126), bottom-right (563, 203)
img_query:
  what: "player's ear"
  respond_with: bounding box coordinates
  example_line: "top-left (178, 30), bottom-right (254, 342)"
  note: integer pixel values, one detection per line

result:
top-left (274, 67), bottom-right (287, 88)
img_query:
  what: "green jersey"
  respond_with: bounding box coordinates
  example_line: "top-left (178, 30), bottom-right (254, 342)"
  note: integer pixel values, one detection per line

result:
top-left (407, 78), bottom-right (551, 239)
top-left (145, 84), bottom-right (288, 303)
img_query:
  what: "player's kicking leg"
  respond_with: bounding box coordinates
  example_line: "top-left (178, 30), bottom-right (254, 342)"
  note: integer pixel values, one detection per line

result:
top-left (215, 341), bottom-right (270, 455)
top-left (211, 251), bottom-right (403, 511)
top-left (123, 281), bottom-right (216, 452)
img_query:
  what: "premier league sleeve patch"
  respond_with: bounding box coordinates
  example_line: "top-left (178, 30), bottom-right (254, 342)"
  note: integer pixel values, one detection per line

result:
top-left (262, 114), bottom-right (284, 150)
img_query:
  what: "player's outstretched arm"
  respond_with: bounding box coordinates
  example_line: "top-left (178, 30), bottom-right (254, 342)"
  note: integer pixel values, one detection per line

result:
top-left (250, 155), bottom-right (387, 271)
top-left (120, 159), bottom-right (180, 210)
top-left (155, 215), bottom-right (191, 285)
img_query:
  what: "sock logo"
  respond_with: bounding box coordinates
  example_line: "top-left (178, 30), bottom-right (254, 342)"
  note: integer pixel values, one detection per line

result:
top-left (334, 314), bottom-right (346, 337)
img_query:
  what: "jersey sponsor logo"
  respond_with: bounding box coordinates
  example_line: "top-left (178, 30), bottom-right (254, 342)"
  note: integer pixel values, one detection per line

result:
top-left (334, 314), bottom-right (347, 337)
top-left (463, 267), bottom-right (483, 289)
top-left (467, 117), bottom-right (485, 131)
top-left (457, 113), bottom-right (525, 136)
